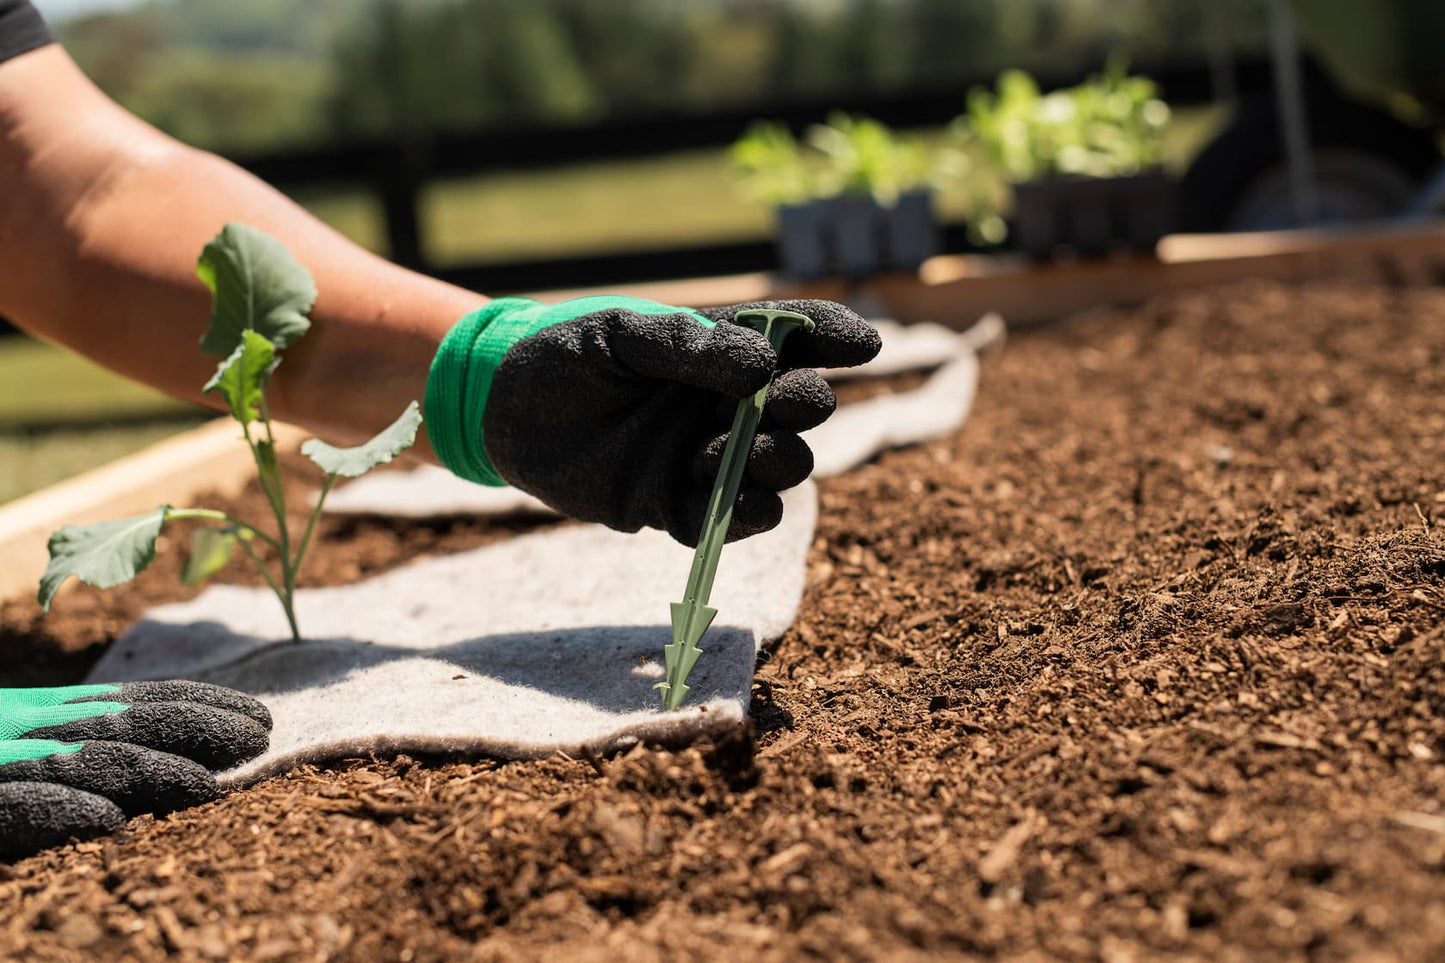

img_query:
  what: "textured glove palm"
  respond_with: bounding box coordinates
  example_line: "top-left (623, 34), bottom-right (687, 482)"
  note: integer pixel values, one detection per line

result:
top-left (0, 681), bottom-right (271, 859)
top-left (426, 296), bottom-right (880, 545)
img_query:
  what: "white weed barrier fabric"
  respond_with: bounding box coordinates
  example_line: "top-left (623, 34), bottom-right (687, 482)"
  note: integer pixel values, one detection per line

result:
top-left (88, 488), bottom-right (815, 786)
top-left (87, 318), bottom-right (992, 786)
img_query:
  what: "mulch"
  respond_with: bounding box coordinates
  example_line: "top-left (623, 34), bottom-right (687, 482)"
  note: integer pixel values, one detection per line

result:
top-left (1, 278), bottom-right (1442, 961)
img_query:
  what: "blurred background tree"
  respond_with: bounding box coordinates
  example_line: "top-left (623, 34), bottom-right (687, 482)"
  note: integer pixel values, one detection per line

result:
top-left (49, 0), bottom-right (1269, 155)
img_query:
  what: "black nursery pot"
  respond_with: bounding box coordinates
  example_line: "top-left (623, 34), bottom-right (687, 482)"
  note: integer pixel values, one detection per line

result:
top-left (1012, 172), bottom-right (1174, 260)
top-left (775, 189), bottom-right (938, 280)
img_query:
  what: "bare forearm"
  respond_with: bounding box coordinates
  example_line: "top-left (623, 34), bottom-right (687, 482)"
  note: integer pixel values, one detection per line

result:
top-left (0, 46), bottom-right (485, 455)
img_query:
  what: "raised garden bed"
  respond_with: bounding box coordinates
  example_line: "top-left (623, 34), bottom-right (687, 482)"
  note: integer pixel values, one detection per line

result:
top-left (0, 277), bottom-right (1443, 959)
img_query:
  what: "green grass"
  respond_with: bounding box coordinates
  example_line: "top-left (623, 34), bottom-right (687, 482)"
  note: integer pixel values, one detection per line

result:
top-left (0, 337), bottom-right (197, 427)
top-left (294, 149), bottom-right (775, 265)
top-left (426, 149), bottom-right (774, 266)
top-left (0, 337), bottom-right (208, 504)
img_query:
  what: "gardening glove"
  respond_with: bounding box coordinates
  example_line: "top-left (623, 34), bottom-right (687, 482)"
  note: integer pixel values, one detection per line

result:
top-left (0, 681), bottom-right (271, 859)
top-left (426, 296), bottom-right (879, 545)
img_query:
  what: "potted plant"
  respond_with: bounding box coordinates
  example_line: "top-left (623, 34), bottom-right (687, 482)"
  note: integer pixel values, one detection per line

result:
top-left (730, 114), bottom-right (943, 280)
top-left (963, 60), bottom-right (1174, 259)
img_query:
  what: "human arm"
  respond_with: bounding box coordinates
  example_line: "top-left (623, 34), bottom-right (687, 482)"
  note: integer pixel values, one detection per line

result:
top-left (0, 38), bottom-right (881, 545)
top-left (0, 42), bottom-right (485, 456)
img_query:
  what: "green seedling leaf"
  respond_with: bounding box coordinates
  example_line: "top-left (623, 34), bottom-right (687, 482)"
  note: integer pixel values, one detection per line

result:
top-left (181, 527), bottom-right (238, 586)
top-left (38, 507), bottom-right (170, 611)
top-left (197, 222), bottom-right (316, 357)
top-left (300, 401), bottom-right (421, 478)
top-left (203, 329), bottom-right (276, 426)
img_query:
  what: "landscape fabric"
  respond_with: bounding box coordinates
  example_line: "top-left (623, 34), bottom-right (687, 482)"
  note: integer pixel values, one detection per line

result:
top-left (84, 322), bottom-right (985, 785)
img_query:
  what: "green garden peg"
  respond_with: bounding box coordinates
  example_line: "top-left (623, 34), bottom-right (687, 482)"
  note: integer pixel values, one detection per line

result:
top-left (657, 308), bottom-right (816, 711)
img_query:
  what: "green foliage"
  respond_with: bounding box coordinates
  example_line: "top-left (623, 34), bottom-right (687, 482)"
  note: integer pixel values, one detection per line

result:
top-left (39, 226), bottom-right (421, 642)
top-left (203, 331), bottom-right (276, 426)
top-left (951, 59), bottom-right (1170, 244)
top-left (807, 113), bottom-right (939, 206)
top-left (730, 113), bottom-right (950, 208)
top-left (963, 59), bottom-right (1171, 183)
top-left (300, 402), bottom-right (422, 479)
top-left (181, 527), bottom-right (238, 587)
top-left (39, 508), bottom-right (171, 610)
top-left (196, 223), bottom-right (316, 356)
top-left (55, 0), bottom-right (1266, 156)
top-left (56, 0), bottom-right (348, 153)
top-left (122, 50), bottom-right (330, 154)
top-left (728, 122), bottom-right (813, 207)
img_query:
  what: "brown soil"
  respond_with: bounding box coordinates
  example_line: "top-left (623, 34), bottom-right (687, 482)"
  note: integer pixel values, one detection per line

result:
top-left (2, 279), bottom-right (1443, 961)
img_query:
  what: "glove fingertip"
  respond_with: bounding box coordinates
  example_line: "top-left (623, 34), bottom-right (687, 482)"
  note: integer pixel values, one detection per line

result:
top-left (105, 681), bottom-right (273, 730)
top-left (29, 704), bottom-right (270, 773)
top-left (690, 434), bottom-right (727, 482)
top-left (724, 488), bottom-right (784, 543)
top-left (0, 782), bottom-right (124, 859)
top-left (611, 309), bottom-right (774, 396)
top-left (708, 322), bottom-right (777, 395)
top-left (745, 431), bottom-right (814, 492)
top-left (771, 299), bottom-right (882, 368)
top-left (765, 369), bottom-right (837, 432)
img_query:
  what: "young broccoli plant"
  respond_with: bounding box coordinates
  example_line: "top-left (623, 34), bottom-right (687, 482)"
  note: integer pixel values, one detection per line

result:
top-left (37, 223), bottom-right (422, 642)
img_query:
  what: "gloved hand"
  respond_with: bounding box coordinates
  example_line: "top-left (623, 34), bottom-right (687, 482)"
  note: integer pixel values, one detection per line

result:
top-left (0, 680), bottom-right (271, 859)
top-left (425, 296), bottom-right (880, 545)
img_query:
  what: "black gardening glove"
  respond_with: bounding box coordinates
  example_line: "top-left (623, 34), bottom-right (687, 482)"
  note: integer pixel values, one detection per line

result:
top-left (0, 681), bottom-right (272, 859)
top-left (426, 295), bottom-right (880, 545)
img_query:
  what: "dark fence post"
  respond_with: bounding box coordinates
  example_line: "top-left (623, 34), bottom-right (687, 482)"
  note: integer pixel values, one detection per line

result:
top-left (377, 136), bottom-right (429, 270)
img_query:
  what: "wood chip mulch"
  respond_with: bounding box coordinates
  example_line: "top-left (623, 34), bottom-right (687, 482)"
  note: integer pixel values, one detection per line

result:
top-left (2, 278), bottom-right (1442, 961)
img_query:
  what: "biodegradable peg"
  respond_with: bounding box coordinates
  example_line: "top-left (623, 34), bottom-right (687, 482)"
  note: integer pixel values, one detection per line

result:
top-left (657, 308), bottom-right (815, 711)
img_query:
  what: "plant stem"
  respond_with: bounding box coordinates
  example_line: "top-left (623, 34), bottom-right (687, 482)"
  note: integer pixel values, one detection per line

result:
top-left (233, 398), bottom-right (305, 640)
top-left (240, 420), bottom-right (283, 523)
top-left (256, 400), bottom-right (298, 635)
top-left (232, 533), bottom-right (299, 642)
top-left (292, 475), bottom-right (336, 584)
top-left (169, 505), bottom-right (296, 637)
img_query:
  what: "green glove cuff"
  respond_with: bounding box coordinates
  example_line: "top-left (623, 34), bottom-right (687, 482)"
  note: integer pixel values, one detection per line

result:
top-left (425, 297), bottom-right (544, 487)
top-left (424, 295), bottom-right (715, 487)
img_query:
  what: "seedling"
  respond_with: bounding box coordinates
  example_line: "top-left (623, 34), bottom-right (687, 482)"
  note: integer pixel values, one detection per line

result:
top-left (729, 121), bottom-right (815, 207)
top-left (963, 59), bottom-right (1170, 183)
top-left (37, 223), bottom-right (422, 642)
top-left (656, 308), bottom-right (814, 711)
top-left (806, 112), bottom-right (934, 207)
top-left (729, 114), bottom-right (944, 209)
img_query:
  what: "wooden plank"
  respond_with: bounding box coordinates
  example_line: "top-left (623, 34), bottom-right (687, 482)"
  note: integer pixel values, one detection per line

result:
top-left (1158, 218), bottom-right (1445, 262)
top-left (865, 220), bottom-right (1445, 329)
top-left (0, 419), bottom-right (305, 605)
